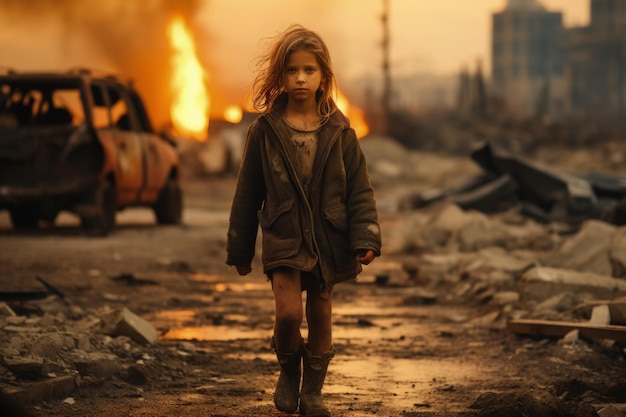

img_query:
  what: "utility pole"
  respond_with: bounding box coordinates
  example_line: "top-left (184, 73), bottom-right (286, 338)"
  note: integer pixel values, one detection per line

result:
top-left (381, 0), bottom-right (391, 135)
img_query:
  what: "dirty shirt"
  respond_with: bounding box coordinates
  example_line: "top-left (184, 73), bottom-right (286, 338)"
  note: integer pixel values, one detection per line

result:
top-left (281, 118), bottom-right (319, 192)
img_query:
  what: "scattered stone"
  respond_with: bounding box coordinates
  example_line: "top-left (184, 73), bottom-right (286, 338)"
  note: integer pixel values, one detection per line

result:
top-left (597, 404), bottom-right (626, 417)
top-left (560, 329), bottom-right (580, 344)
top-left (3, 356), bottom-right (45, 379)
top-left (468, 311), bottom-right (500, 328)
top-left (0, 302), bottom-right (16, 317)
top-left (124, 364), bottom-right (148, 386)
top-left (492, 291), bottom-right (519, 306)
top-left (542, 220), bottom-right (616, 276)
top-left (610, 229), bottom-right (626, 278)
top-left (589, 305), bottom-right (611, 326)
top-left (70, 351), bottom-right (122, 379)
top-left (101, 307), bottom-right (157, 345)
top-left (520, 266), bottom-right (626, 304)
top-left (534, 292), bottom-right (579, 313)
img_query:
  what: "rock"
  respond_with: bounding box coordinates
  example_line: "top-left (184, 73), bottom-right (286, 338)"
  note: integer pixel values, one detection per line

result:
top-left (589, 305), bottom-right (611, 325)
top-left (101, 307), bottom-right (157, 345)
top-left (534, 293), bottom-right (579, 313)
top-left (520, 266), bottom-right (626, 304)
top-left (3, 356), bottom-right (45, 379)
top-left (492, 291), bottom-right (519, 306)
top-left (0, 302), bottom-right (16, 317)
top-left (610, 228), bottom-right (626, 278)
top-left (597, 404), bottom-right (626, 417)
top-left (542, 220), bottom-right (616, 276)
top-left (70, 351), bottom-right (122, 379)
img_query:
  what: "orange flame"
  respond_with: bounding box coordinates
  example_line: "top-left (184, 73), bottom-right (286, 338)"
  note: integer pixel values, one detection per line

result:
top-left (336, 90), bottom-right (369, 139)
top-left (223, 105), bottom-right (243, 124)
top-left (167, 16), bottom-right (209, 141)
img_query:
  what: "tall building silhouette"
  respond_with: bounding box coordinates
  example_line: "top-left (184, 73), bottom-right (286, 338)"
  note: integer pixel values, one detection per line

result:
top-left (566, 0), bottom-right (626, 122)
top-left (491, 0), bottom-right (565, 118)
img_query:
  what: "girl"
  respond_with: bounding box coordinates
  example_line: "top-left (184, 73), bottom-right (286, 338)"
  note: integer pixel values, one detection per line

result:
top-left (226, 24), bottom-right (381, 417)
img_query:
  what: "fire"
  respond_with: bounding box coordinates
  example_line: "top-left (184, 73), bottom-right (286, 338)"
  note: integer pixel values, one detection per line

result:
top-left (223, 105), bottom-right (243, 124)
top-left (336, 90), bottom-right (369, 139)
top-left (167, 16), bottom-right (209, 141)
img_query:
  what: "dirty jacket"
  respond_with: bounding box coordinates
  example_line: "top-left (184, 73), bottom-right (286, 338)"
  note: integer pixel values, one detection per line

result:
top-left (226, 100), bottom-right (381, 291)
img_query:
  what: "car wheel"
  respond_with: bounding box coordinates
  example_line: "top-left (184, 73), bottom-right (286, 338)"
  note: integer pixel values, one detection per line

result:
top-left (9, 204), bottom-right (40, 229)
top-left (153, 178), bottom-right (182, 225)
top-left (81, 180), bottom-right (116, 235)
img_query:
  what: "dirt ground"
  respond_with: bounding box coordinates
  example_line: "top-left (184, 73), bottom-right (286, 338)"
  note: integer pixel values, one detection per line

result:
top-left (1, 144), bottom-right (626, 417)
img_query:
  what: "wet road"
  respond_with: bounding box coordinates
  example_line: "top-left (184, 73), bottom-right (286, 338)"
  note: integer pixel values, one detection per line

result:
top-left (0, 177), bottom-right (525, 416)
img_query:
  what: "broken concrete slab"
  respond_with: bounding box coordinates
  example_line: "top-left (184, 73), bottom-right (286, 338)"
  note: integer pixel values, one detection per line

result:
top-left (610, 228), bottom-right (626, 278)
top-left (519, 266), bottom-right (626, 304)
top-left (597, 404), bottom-right (626, 417)
top-left (507, 319), bottom-right (626, 343)
top-left (589, 305), bottom-right (611, 326)
top-left (0, 302), bottom-right (16, 317)
top-left (471, 141), bottom-right (600, 221)
top-left (533, 292), bottom-right (579, 313)
top-left (1, 374), bottom-right (77, 405)
top-left (101, 307), bottom-right (157, 345)
top-left (2, 356), bottom-right (45, 379)
top-left (541, 220), bottom-right (616, 276)
top-left (453, 174), bottom-right (519, 213)
top-left (576, 296), bottom-right (626, 325)
top-left (459, 247), bottom-right (535, 285)
top-left (416, 252), bottom-right (471, 282)
top-left (70, 351), bottom-right (123, 379)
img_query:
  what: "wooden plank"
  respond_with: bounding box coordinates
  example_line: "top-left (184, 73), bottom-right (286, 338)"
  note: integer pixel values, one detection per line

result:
top-left (507, 319), bottom-right (626, 343)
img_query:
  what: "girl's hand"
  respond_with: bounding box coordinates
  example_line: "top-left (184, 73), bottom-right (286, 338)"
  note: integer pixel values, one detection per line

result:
top-left (357, 250), bottom-right (375, 265)
top-left (236, 265), bottom-right (252, 276)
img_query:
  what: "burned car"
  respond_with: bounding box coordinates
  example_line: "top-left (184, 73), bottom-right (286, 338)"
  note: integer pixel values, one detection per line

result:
top-left (0, 69), bottom-right (182, 234)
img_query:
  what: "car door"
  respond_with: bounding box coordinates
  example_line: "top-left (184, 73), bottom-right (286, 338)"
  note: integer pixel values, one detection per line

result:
top-left (93, 82), bottom-right (146, 206)
top-left (126, 89), bottom-right (170, 203)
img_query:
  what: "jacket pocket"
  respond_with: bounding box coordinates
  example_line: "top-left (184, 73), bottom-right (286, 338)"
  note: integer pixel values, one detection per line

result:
top-left (323, 205), bottom-right (353, 272)
top-left (258, 199), bottom-right (298, 262)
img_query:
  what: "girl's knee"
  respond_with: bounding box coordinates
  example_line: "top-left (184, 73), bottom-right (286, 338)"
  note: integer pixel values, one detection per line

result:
top-left (276, 307), bottom-right (303, 329)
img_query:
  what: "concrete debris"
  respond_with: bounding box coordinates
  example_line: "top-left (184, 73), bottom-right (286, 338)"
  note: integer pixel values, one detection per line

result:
top-left (101, 307), bottom-right (157, 345)
top-left (0, 302), bottom-right (16, 317)
top-left (520, 266), bottom-right (626, 305)
top-left (407, 141), bottom-right (626, 226)
top-left (610, 229), bottom-right (626, 278)
top-left (577, 297), bottom-right (626, 326)
top-left (597, 404), bottom-right (626, 417)
top-left (540, 220), bottom-right (616, 276)
top-left (0, 298), bottom-right (164, 405)
top-left (589, 305), bottom-right (611, 326)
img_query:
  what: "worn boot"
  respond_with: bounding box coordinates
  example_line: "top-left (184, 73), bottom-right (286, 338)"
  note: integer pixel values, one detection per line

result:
top-left (299, 344), bottom-right (335, 417)
top-left (272, 337), bottom-right (304, 414)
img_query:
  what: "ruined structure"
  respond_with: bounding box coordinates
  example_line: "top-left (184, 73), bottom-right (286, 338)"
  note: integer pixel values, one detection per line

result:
top-left (491, 0), bottom-right (565, 119)
top-left (566, 0), bottom-right (626, 124)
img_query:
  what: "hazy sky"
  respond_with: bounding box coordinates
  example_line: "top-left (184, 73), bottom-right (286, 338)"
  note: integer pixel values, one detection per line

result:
top-left (200, 0), bottom-right (589, 82)
top-left (0, 0), bottom-right (590, 124)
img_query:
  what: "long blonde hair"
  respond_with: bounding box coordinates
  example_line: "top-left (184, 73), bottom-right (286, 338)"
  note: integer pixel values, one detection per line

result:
top-left (252, 24), bottom-right (337, 119)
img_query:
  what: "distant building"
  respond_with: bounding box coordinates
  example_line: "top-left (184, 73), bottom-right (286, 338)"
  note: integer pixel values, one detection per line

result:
top-left (566, 0), bottom-right (626, 123)
top-left (491, 0), bottom-right (566, 118)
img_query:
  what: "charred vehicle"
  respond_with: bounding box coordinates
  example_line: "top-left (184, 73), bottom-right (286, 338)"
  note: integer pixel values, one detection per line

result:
top-left (0, 69), bottom-right (182, 234)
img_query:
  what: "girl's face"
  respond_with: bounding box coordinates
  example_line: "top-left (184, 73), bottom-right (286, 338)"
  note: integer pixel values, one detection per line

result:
top-left (283, 49), bottom-right (323, 104)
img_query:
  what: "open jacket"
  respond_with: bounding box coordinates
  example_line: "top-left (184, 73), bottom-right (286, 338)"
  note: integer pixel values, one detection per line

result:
top-left (226, 100), bottom-right (381, 291)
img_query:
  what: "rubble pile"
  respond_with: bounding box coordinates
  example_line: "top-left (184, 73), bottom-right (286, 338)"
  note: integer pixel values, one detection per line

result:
top-left (0, 299), bottom-right (200, 406)
top-left (363, 135), bottom-right (626, 351)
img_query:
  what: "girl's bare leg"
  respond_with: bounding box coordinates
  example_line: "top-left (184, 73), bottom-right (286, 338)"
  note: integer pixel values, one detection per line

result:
top-left (305, 288), bottom-right (333, 355)
top-left (272, 268), bottom-right (304, 352)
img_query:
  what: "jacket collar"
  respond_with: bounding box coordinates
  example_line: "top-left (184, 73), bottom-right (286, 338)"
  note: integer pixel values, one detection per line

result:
top-left (261, 93), bottom-right (351, 193)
